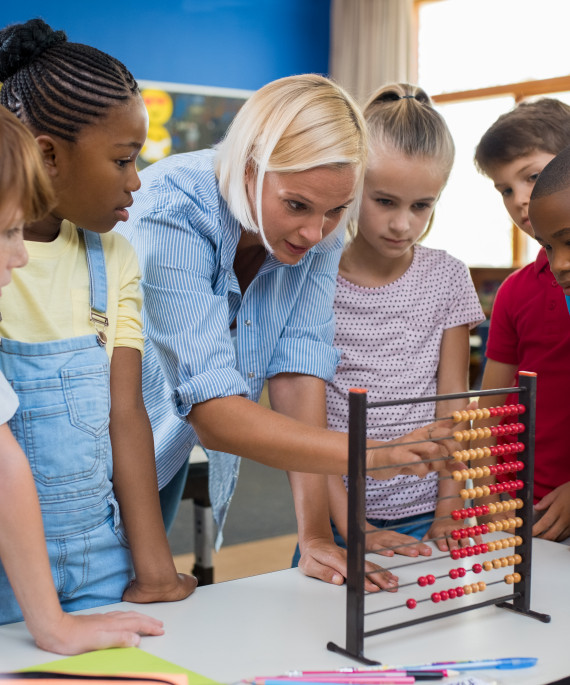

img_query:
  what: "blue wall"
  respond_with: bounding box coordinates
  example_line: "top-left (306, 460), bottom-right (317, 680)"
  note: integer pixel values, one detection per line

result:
top-left (0, 1), bottom-right (331, 91)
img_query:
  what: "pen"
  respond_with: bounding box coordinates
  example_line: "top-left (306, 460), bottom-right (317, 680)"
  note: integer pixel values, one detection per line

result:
top-left (404, 657), bottom-right (537, 671)
top-left (251, 679), bottom-right (415, 685)
top-left (287, 670), bottom-right (455, 680)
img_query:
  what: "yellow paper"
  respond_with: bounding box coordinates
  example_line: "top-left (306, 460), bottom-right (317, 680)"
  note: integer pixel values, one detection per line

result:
top-left (2, 673), bottom-right (188, 685)
top-left (18, 648), bottom-right (218, 685)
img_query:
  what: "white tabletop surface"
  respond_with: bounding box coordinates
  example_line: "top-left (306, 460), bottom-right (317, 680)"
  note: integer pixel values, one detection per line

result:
top-left (0, 538), bottom-right (568, 684)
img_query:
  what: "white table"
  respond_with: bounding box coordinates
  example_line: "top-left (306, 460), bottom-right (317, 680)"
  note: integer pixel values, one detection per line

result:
top-left (0, 538), bottom-right (568, 684)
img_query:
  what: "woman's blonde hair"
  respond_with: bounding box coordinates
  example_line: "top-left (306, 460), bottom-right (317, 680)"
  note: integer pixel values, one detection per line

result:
top-left (361, 83), bottom-right (454, 240)
top-left (215, 74), bottom-right (367, 251)
top-left (0, 106), bottom-right (54, 222)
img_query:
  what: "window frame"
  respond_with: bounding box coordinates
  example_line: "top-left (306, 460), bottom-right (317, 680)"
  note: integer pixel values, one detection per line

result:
top-left (413, 0), bottom-right (570, 266)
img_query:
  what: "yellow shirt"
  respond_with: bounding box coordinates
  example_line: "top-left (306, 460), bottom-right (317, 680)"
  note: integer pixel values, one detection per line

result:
top-left (0, 221), bottom-right (144, 359)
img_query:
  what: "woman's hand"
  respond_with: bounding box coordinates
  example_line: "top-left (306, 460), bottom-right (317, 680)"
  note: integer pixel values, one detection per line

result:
top-left (367, 418), bottom-right (465, 481)
top-left (298, 536), bottom-right (398, 592)
top-left (365, 525), bottom-right (432, 557)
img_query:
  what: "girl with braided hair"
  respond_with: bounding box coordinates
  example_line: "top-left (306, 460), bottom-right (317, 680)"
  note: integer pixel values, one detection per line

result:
top-left (0, 18), bottom-right (196, 628)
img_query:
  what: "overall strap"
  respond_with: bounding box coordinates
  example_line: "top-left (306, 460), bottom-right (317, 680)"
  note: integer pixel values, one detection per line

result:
top-left (79, 228), bottom-right (109, 346)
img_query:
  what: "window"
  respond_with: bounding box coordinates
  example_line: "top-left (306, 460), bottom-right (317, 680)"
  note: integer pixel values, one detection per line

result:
top-left (416, 0), bottom-right (570, 267)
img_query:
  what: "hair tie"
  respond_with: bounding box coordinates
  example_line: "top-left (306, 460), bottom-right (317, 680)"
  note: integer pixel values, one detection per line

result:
top-left (401, 95), bottom-right (416, 99)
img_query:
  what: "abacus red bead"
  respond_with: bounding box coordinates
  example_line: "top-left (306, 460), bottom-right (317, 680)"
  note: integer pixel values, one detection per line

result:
top-left (481, 505), bottom-right (490, 514)
top-left (431, 593), bottom-right (441, 603)
top-left (474, 507), bottom-right (483, 516)
top-left (466, 547), bottom-right (474, 556)
top-left (472, 545), bottom-right (482, 554)
top-left (459, 549), bottom-right (468, 558)
top-left (449, 568), bottom-right (459, 579)
top-left (458, 567), bottom-right (466, 577)
top-left (452, 510), bottom-right (462, 521)
top-left (496, 407), bottom-right (505, 416)
top-left (426, 574), bottom-right (436, 585)
top-left (418, 576), bottom-right (428, 587)
top-left (451, 530), bottom-right (461, 540)
top-left (406, 598), bottom-right (417, 609)
top-left (467, 508), bottom-right (475, 517)
top-left (448, 588), bottom-right (457, 599)
top-left (473, 526), bottom-right (483, 535)
top-left (456, 586), bottom-right (464, 597)
top-left (451, 549), bottom-right (461, 560)
top-left (440, 591), bottom-right (449, 601)
top-left (489, 407), bottom-right (497, 417)
top-left (480, 543), bottom-right (489, 553)
top-left (472, 563), bottom-right (482, 573)
top-left (517, 404), bottom-right (525, 413)
top-left (480, 525), bottom-right (489, 534)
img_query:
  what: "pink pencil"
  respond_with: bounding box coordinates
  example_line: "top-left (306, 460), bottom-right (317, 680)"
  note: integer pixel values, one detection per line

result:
top-left (252, 677), bottom-right (415, 685)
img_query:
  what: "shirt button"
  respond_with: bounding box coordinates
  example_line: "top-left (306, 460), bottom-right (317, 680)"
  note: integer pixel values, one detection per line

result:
top-left (244, 320), bottom-right (252, 326)
top-left (548, 301), bottom-right (556, 310)
top-left (248, 371), bottom-right (255, 378)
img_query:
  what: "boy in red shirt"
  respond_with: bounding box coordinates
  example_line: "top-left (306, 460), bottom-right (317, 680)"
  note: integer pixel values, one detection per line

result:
top-left (474, 99), bottom-right (570, 543)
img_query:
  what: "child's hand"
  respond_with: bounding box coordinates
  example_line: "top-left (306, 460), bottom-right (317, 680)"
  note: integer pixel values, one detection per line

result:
top-left (365, 526), bottom-right (432, 557)
top-left (423, 519), bottom-right (482, 553)
top-left (533, 482), bottom-right (570, 541)
top-left (31, 610), bottom-right (164, 655)
top-left (122, 572), bottom-right (198, 604)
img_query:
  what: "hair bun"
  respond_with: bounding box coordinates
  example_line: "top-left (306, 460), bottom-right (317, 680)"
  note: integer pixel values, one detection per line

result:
top-left (0, 18), bottom-right (67, 81)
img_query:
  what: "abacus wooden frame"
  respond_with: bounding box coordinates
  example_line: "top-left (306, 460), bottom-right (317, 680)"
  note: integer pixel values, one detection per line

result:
top-left (327, 373), bottom-right (550, 665)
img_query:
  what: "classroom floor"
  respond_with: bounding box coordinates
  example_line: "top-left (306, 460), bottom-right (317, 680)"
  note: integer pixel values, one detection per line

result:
top-left (168, 457), bottom-right (299, 583)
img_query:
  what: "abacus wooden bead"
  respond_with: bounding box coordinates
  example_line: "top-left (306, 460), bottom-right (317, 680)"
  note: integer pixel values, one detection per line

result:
top-left (468, 429), bottom-right (478, 441)
top-left (453, 431), bottom-right (465, 442)
top-left (474, 486), bottom-right (484, 497)
top-left (513, 572), bottom-right (521, 583)
top-left (475, 428), bottom-right (486, 439)
top-left (467, 409), bottom-right (477, 421)
top-left (467, 468), bottom-right (476, 478)
top-left (500, 557), bottom-right (509, 567)
top-left (495, 502), bottom-right (504, 513)
top-left (515, 535), bottom-right (523, 545)
top-left (483, 560), bottom-right (493, 571)
top-left (515, 517), bottom-right (523, 527)
top-left (470, 583), bottom-right (479, 593)
top-left (476, 448), bottom-right (485, 459)
top-left (453, 451), bottom-right (465, 462)
top-left (460, 489), bottom-right (470, 499)
top-left (515, 498), bottom-right (524, 509)
top-left (487, 541), bottom-right (496, 552)
top-left (493, 558), bottom-right (502, 569)
top-left (494, 520), bottom-right (504, 531)
top-left (452, 470), bottom-right (464, 481)
top-left (468, 488), bottom-right (477, 498)
top-left (487, 503), bottom-right (497, 514)
top-left (482, 408), bottom-right (491, 418)
top-left (505, 574), bottom-right (515, 584)
top-left (478, 581), bottom-right (486, 591)
top-left (487, 522), bottom-right (496, 533)
top-left (452, 411), bottom-right (463, 423)
top-left (463, 584), bottom-right (472, 595)
top-left (483, 427), bottom-right (492, 438)
top-left (461, 410), bottom-right (471, 422)
top-left (474, 467), bottom-right (484, 478)
top-left (507, 555), bottom-right (516, 565)
top-left (502, 538), bottom-right (511, 549)
top-left (514, 554), bottom-right (522, 564)
top-left (468, 449), bottom-right (478, 459)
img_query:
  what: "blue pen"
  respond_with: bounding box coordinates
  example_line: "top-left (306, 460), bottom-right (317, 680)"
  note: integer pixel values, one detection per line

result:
top-left (408, 657), bottom-right (537, 671)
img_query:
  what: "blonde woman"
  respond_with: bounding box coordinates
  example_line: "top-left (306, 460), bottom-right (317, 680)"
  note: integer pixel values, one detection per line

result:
top-left (119, 74), bottom-right (459, 589)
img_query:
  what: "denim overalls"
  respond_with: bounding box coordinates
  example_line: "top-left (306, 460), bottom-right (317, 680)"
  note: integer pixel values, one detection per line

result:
top-left (0, 229), bottom-right (133, 625)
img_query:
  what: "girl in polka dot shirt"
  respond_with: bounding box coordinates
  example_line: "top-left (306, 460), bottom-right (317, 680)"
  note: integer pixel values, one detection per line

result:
top-left (326, 83), bottom-right (485, 567)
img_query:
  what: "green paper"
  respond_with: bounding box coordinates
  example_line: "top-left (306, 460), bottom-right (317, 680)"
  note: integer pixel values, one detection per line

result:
top-left (21, 648), bottom-right (219, 685)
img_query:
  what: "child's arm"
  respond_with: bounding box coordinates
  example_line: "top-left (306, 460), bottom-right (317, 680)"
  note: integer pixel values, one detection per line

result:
top-left (0, 422), bottom-right (165, 653)
top-left (327, 475), bottom-right (431, 559)
top-left (426, 324), bottom-right (471, 551)
top-left (109, 346), bottom-right (197, 603)
top-left (533, 481), bottom-right (570, 541)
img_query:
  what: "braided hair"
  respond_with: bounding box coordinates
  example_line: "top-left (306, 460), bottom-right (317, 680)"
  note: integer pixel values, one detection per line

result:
top-left (0, 18), bottom-right (139, 142)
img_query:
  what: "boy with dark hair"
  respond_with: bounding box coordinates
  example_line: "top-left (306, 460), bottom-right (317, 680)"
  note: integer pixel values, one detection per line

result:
top-left (528, 145), bottom-right (570, 542)
top-left (473, 99), bottom-right (570, 543)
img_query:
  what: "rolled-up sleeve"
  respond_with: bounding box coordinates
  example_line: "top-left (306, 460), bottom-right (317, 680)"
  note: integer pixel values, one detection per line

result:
top-left (266, 239), bottom-right (343, 382)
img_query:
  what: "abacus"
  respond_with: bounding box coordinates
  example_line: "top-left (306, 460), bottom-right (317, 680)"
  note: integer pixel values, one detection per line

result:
top-left (327, 371), bottom-right (550, 665)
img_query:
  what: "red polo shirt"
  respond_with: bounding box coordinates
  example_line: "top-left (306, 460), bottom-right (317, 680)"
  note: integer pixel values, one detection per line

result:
top-left (486, 248), bottom-right (570, 502)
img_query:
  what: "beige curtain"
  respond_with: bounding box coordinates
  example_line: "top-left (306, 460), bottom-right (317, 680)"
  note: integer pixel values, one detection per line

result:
top-left (330, 0), bottom-right (415, 105)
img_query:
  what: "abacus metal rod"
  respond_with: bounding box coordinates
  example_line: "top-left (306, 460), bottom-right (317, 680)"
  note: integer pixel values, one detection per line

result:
top-left (367, 386), bottom-right (522, 409)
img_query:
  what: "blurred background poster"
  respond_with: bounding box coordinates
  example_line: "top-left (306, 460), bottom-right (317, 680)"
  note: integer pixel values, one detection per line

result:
top-left (138, 80), bottom-right (252, 170)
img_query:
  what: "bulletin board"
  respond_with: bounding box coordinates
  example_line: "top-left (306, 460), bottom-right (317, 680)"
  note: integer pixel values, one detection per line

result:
top-left (137, 80), bottom-right (252, 170)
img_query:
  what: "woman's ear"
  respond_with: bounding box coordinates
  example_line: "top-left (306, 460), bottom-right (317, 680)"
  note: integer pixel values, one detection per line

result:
top-left (35, 135), bottom-right (59, 177)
